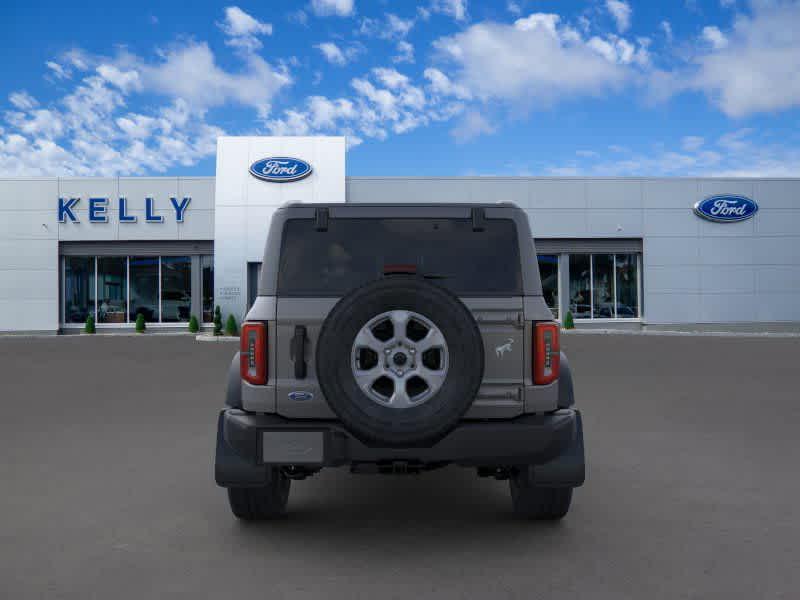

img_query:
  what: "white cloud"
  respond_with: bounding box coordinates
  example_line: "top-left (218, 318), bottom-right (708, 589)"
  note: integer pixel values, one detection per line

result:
top-left (432, 13), bottom-right (638, 107)
top-left (430, 0), bottom-right (468, 21)
top-left (218, 6), bottom-right (272, 51)
top-left (423, 67), bottom-right (472, 100)
top-left (606, 0), bottom-right (632, 33)
top-left (314, 42), bottom-right (363, 66)
top-left (546, 128), bottom-right (800, 177)
top-left (266, 66), bottom-right (463, 145)
top-left (0, 35), bottom-right (289, 175)
top-left (9, 91), bottom-right (38, 111)
top-left (690, 2), bottom-right (800, 116)
top-left (681, 135), bottom-right (704, 152)
top-left (386, 14), bottom-right (414, 38)
top-left (507, 1), bottom-right (522, 16)
top-left (701, 25), bottom-right (728, 49)
top-left (310, 0), bottom-right (354, 17)
top-left (393, 41), bottom-right (415, 63)
top-left (45, 61), bottom-right (71, 80)
top-left (451, 110), bottom-right (496, 142)
top-left (660, 20), bottom-right (673, 43)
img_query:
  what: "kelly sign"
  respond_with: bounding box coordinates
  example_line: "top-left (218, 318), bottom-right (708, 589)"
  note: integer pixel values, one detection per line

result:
top-left (58, 197), bottom-right (191, 223)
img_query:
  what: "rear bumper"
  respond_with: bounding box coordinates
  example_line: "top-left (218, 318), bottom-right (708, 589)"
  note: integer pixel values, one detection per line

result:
top-left (215, 409), bottom-right (585, 488)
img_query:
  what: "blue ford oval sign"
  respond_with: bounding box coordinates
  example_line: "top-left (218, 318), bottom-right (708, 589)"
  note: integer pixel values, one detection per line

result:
top-left (249, 157), bottom-right (312, 182)
top-left (693, 195), bottom-right (758, 223)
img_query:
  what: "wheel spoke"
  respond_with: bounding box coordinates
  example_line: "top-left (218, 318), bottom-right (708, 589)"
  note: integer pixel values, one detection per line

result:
top-left (352, 365), bottom-right (384, 393)
top-left (353, 327), bottom-right (383, 353)
top-left (417, 365), bottom-right (447, 392)
top-left (417, 328), bottom-right (446, 353)
top-left (389, 310), bottom-right (410, 341)
top-left (389, 382), bottom-right (414, 409)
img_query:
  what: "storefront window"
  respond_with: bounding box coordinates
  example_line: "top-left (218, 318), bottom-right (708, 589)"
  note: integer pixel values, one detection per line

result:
top-left (568, 254), bottom-right (592, 319)
top-left (97, 257), bottom-right (127, 323)
top-left (161, 256), bottom-right (191, 322)
top-left (64, 256), bottom-right (95, 324)
top-left (201, 255), bottom-right (214, 323)
top-left (129, 256), bottom-right (159, 322)
top-left (615, 254), bottom-right (639, 318)
top-left (592, 254), bottom-right (614, 318)
top-left (566, 252), bottom-right (640, 320)
top-left (537, 255), bottom-right (559, 319)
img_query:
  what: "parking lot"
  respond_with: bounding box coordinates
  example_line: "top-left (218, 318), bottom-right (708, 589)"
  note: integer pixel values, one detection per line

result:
top-left (1, 333), bottom-right (798, 599)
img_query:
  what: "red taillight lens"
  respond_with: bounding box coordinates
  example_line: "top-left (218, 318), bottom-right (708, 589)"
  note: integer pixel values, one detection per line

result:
top-left (240, 322), bottom-right (268, 385)
top-left (533, 321), bottom-right (560, 385)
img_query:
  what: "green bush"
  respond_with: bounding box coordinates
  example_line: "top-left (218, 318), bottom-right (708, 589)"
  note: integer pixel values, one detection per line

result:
top-left (563, 311), bottom-right (575, 330)
top-left (213, 306), bottom-right (222, 336)
top-left (188, 315), bottom-right (199, 333)
top-left (135, 313), bottom-right (146, 333)
top-left (225, 314), bottom-right (238, 337)
top-left (84, 315), bottom-right (95, 334)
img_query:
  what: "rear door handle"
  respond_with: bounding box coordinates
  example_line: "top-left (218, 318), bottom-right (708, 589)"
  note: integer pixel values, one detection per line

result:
top-left (291, 325), bottom-right (307, 379)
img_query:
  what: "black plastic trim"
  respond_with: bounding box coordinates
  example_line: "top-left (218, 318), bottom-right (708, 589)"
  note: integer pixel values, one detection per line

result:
top-left (218, 408), bottom-right (583, 471)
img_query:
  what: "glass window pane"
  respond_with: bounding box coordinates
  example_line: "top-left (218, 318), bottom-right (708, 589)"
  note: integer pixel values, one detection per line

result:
top-left (568, 254), bottom-right (591, 319)
top-left (615, 254), bottom-right (639, 318)
top-left (537, 254), bottom-right (559, 319)
top-left (129, 256), bottom-right (159, 322)
top-left (277, 218), bottom-right (522, 296)
top-left (161, 256), bottom-right (191, 322)
top-left (202, 255), bottom-right (214, 323)
top-left (97, 257), bottom-right (127, 323)
top-left (64, 256), bottom-right (95, 324)
top-left (592, 254), bottom-right (614, 318)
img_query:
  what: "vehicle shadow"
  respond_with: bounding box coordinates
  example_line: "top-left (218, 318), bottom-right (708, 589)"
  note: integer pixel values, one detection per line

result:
top-left (222, 466), bottom-right (578, 559)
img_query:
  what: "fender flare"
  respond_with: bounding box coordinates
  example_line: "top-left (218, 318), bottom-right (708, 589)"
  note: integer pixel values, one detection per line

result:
top-left (225, 352), bottom-right (242, 409)
top-left (558, 351), bottom-right (575, 409)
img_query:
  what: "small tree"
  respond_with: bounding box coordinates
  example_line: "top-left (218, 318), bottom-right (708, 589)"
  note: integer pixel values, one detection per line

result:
top-left (135, 313), bottom-right (146, 333)
top-left (213, 306), bottom-right (223, 336)
top-left (188, 315), bottom-right (199, 333)
top-left (84, 314), bottom-right (95, 334)
top-left (225, 314), bottom-right (238, 337)
top-left (563, 311), bottom-right (575, 330)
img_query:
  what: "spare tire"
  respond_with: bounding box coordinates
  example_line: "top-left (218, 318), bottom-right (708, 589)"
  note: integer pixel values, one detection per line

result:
top-left (316, 277), bottom-right (484, 447)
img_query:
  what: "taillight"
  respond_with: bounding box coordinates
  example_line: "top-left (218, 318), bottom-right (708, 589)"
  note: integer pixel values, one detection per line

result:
top-left (240, 322), bottom-right (268, 385)
top-left (533, 321), bottom-right (560, 385)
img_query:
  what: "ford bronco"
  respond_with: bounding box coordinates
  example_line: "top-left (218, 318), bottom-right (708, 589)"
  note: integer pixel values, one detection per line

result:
top-left (215, 203), bottom-right (585, 520)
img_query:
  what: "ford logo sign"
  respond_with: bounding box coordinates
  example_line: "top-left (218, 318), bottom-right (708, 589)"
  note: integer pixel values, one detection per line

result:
top-left (693, 195), bottom-right (758, 223)
top-left (249, 157), bottom-right (312, 183)
top-left (288, 391), bottom-right (314, 402)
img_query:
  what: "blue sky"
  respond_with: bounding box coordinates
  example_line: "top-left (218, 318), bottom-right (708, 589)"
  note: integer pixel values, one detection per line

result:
top-left (1, 0), bottom-right (798, 177)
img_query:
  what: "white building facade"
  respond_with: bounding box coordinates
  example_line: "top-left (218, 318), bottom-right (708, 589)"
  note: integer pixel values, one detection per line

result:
top-left (0, 136), bottom-right (798, 333)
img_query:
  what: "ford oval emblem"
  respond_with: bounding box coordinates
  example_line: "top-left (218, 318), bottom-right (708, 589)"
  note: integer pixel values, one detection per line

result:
top-left (693, 195), bottom-right (758, 223)
top-left (249, 157), bottom-right (312, 183)
top-left (288, 391), bottom-right (314, 401)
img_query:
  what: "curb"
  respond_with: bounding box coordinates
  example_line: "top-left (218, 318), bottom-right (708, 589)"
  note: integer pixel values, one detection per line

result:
top-left (195, 335), bottom-right (239, 342)
top-left (561, 328), bottom-right (800, 338)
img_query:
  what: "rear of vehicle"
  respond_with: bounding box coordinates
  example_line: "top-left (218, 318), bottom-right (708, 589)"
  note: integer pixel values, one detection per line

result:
top-left (215, 203), bottom-right (584, 520)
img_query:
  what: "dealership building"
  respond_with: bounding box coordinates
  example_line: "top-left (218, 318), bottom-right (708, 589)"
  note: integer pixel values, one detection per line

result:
top-left (1, 136), bottom-right (798, 334)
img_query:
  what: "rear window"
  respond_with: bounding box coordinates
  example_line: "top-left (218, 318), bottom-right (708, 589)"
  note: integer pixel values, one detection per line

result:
top-left (277, 217), bottom-right (522, 296)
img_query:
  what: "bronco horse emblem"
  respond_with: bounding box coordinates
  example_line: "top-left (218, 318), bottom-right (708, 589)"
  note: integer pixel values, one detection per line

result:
top-left (495, 338), bottom-right (514, 358)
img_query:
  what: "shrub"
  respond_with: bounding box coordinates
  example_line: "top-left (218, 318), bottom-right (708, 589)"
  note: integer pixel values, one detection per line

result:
top-left (188, 315), bottom-right (199, 333)
top-left (563, 311), bottom-right (575, 330)
top-left (84, 315), bottom-right (95, 334)
top-left (213, 306), bottom-right (222, 336)
top-left (135, 313), bottom-right (146, 333)
top-left (225, 314), bottom-right (238, 337)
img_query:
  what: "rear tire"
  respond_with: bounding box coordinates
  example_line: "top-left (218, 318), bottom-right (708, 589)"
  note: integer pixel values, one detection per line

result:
top-left (510, 466), bottom-right (573, 520)
top-left (227, 468), bottom-right (291, 520)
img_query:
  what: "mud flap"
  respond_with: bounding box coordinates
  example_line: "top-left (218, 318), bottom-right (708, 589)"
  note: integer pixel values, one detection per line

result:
top-left (214, 412), bottom-right (268, 488)
top-left (532, 410), bottom-right (585, 488)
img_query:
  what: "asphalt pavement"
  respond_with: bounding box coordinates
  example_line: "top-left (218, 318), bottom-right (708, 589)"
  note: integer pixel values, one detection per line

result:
top-left (1, 333), bottom-right (798, 599)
